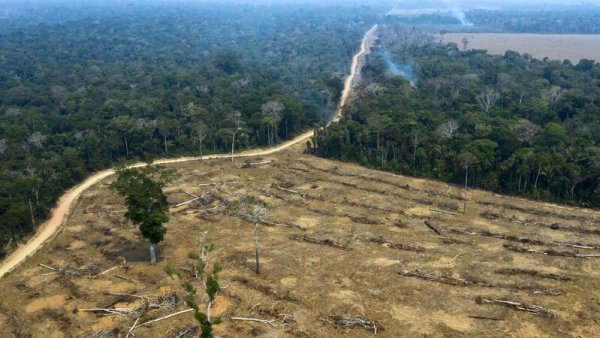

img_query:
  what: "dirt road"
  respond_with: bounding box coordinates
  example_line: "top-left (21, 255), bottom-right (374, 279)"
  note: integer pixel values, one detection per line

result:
top-left (0, 24), bottom-right (378, 279)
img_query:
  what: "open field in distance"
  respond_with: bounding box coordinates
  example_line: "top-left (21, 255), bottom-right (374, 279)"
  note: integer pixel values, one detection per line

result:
top-left (441, 33), bottom-right (600, 62)
top-left (1, 145), bottom-right (599, 337)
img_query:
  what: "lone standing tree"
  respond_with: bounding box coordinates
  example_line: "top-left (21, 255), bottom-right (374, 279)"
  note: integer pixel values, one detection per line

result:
top-left (111, 165), bottom-right (172, 264)
top-left (458, 152), bottom-right (479, 214)
top-left (235, 196), bottom-right (269, 274)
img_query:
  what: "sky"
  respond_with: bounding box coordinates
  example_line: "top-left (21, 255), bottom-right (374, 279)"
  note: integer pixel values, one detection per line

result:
top-left (2, 0), bottom-right (600, 9)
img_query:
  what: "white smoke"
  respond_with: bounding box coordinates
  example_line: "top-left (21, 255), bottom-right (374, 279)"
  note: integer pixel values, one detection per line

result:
top-left (443, 0), bottom-right (473, 26)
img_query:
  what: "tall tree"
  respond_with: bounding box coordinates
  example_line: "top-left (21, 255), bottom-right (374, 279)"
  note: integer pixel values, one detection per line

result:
top-left (111, 165), bottom-right (173, 264)
top-left (458, 152), bottom-right (479, 213)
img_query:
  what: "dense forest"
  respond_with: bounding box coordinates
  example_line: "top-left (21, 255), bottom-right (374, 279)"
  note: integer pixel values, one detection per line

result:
top-left (315, 25), bottom-right (600, 208)
top-left (0, 3), bottom-right (381, 257)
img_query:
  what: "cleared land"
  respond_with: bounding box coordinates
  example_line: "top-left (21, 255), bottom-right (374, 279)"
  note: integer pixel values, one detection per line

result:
top-left (442, 33), bottom-right (600, 62)
top-left (0, 143), bottom-right (599, 337)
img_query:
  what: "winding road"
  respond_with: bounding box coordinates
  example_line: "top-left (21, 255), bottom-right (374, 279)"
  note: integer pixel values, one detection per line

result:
top-left (0, 24), bottom-right (378, 279)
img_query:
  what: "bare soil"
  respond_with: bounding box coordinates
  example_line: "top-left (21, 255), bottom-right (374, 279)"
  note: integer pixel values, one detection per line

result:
top-left (441, 33), bottom-right (600, 62)
top-left (0, 143), bottom-right (599, 337)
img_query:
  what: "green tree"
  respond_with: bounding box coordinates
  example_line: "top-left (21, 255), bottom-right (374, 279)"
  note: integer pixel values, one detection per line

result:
top-left (111, 165), bottom-right (172, 264)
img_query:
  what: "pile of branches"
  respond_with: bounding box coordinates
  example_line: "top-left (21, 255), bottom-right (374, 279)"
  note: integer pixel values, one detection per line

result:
top-left (40, 262), bottom-right (101, 277)
top-left (322, 315), bottom-right (382, 334)
top-left (81, 291), bottom-right (179, 318)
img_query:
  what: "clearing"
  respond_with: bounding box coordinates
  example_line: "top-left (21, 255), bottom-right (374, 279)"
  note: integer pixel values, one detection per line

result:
top-left (0, 143), bottom-right (599, 337)
top-left (441, 33), bottom-right (600, 62)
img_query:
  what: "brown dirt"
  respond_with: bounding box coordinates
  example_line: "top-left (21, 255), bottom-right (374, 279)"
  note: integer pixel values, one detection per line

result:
top-left (0, 144), bottom-right (599, 337)
top-left (440, 33), bottom-right (600, 62)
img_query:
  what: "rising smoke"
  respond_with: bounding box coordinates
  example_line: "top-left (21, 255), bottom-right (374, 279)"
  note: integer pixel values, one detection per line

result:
top-left (443, 0), bottom-right (473, 26)
top-left (379, 51), bottom-right (418, 87)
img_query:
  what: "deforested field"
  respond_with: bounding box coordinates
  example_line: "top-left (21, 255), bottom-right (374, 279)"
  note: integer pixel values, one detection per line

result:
top-left (442, 33), bottom-right (600, 62)
top-left (1, 144), bottom-right (599, 337)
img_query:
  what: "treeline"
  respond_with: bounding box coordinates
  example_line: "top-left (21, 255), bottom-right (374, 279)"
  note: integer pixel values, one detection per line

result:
top-left (469, 9), bottom-right (600, 34)
top-left (315, 26), bottom-right (600, 208)
top-left (0, 4), bottom-right (380, 257)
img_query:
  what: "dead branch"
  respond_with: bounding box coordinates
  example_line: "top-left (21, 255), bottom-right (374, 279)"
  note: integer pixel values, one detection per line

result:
top-left (261, 220), bottom-right (306, 231)
top-left (231, 316), bottom-right (277, 327)
top-left (170, 325), bottom-right (198, 338)
top-left (125, 316), bottom-right (140, 338)
top-left (369, 237), bottom-right (425, 252)
top-left (423, 220), bottom-right (441, 235)
top-left (135, 308), bottom-right (194, 328)
top-left (182, 190), bottom-right (199, 199)
top-left (114, 274), bottom-right (131, 281)
top-left (476, 297), bottom-right (556, 319)
top-left (236, 160), bottom-right (273, 168)
top-left (176, 197), bottom-right (200, 207)
top-left (94, 258), bottom-right (126, 278)
top-left (290, 235), bottom-right (350, 250)
top-left (468, 315), bottom-right (504, 321)
top-left (81, 298), bottom-right (149, 318)
top-left (322, 315), bottom-right (381, 334)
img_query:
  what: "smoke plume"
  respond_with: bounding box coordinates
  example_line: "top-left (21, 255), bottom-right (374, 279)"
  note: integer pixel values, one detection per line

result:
top-left (380, 51), bottom-right (417, 87)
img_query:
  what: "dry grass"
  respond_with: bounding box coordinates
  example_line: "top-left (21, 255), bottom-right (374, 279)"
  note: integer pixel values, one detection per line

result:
top-left (0, 143), bottom-right (599, 337)
top-left (441, 33), bottom-right (600, 62)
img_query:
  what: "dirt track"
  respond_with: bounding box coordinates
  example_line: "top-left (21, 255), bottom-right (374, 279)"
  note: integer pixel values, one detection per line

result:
top-left (0, 25), bottom-right (379, 280)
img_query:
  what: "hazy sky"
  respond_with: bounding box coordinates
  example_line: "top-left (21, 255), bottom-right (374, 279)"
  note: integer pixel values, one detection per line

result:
top-left (3, 0), bottom-right (600, 8)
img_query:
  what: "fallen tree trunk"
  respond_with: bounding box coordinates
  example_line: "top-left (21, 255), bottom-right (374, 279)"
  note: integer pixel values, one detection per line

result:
top-left (400, 270), bottom-right (562, 296)
top-left (494, 268), bottom-right (574, 281)
top-left (503, 243), bottom-right (600, 258)
top-left (476, 297), bottom-right (556, 319)
top-left (290, 235), bottom-right (350, 251)
top-left (369, 237), bottom-right (425, 253)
